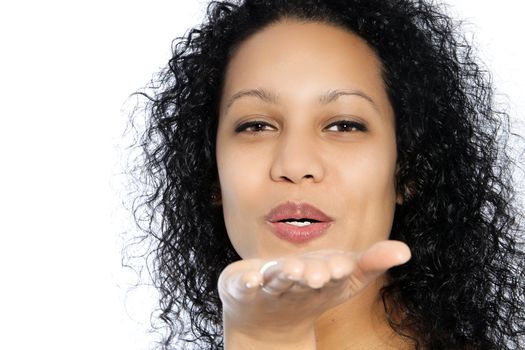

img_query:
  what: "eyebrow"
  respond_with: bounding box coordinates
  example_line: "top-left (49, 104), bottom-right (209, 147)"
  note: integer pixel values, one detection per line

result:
top-left (224, 87), bottom-right (379, 113)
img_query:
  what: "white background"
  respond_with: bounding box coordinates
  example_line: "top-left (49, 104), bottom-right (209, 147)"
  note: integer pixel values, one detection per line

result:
top-left (0, 1), bottom-right (523, 349)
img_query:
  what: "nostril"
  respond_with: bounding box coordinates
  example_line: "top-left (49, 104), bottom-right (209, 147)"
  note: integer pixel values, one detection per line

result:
top-left (280, 175), bottom-right (294, 183)
top-left (278, 174), bottom-right (315, 183)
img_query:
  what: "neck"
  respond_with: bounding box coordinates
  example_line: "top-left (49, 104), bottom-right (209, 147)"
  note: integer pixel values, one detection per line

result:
top-left (314, 275), bottom-right (411, 350)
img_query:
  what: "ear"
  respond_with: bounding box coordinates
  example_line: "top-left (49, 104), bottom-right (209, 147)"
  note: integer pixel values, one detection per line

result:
top-left (395, 164), bottom-right (404, 205)
top-left (211, 181), bottom-right (222, 206)
top-left (396, 191), bottom-right (404, 205)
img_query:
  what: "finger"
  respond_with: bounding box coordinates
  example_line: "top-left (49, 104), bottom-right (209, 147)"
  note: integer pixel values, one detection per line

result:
top-left (243, 269), bottom-right (264, 289)
top-left (259, 257), bottom-right (303, 282)
top-left (352, 240), bottom-right (411, 287)
top-left (258, 260), bottom-right (283, 295)
top-left (326, 253), bottom-right (355, 280)
top-left (359, 240), bottom-right (411, 272)
top-left (236, 269), bottom-right (265, 301)
top-left (260, 270), bottom-right (295, 295)
top-left (259, 258), bottom-right (303, 295)
top-left (280, 257), bottom-right (305, 281)
top-left (218, 266), bottom-right (262, 303)
top-left (303, 259), bottom-right (331, 289)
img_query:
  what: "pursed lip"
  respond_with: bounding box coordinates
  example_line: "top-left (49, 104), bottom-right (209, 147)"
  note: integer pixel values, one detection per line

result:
top-left (265, 201), bottom-right (333, 244)
top-left (265, 201), bottom-right (333, 223)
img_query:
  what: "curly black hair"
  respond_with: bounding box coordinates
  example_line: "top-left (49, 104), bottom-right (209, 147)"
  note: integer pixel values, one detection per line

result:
top-left (127, 0), bottom-right (525, 349)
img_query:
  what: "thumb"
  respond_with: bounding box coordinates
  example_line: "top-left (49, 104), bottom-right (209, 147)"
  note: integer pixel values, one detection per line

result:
top-left (353, 240), bottom-right (411, 285)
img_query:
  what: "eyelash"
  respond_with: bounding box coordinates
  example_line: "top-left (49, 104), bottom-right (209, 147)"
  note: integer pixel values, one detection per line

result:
top-left (325, 120), bottom-right (367, 133)
top-left (234, 121), bottom-right (276, 133)
top-left (234, 120), bottom-right (367, 133)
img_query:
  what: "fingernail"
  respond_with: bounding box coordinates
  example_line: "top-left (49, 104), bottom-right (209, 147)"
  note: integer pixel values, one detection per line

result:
top-left (286, 274), bottom-right (299, 281)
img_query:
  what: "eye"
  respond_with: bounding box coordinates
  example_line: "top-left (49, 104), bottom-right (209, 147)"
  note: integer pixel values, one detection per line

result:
top-left (234, 120), bottom-right (277, 133)
top-left (324, 120), bottom-right (367, 133)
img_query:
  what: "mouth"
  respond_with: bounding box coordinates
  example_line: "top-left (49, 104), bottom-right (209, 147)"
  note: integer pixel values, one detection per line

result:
top-left (276, 218), bottom-right (321, 226)
top-left (265, 202), bottom-right (333, 244)
top-left (265, 201), bottom-right (333, 223)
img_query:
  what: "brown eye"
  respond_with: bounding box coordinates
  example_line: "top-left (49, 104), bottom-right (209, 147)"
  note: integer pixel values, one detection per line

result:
top-left (324, 120), bottom-right (367, 132)
top-left (234, 121), bottom-right (276, 133)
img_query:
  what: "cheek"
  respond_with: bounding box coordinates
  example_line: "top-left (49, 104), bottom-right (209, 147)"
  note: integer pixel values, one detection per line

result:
top-left (217, 146), bottom-right (268, 205)
top-left (326, 148), bottom-right (397, 249)
top-left (216, 143), bottom-right (270, 258)
top-left (359, 152), bottom-right (396, 193)
top-left (337, 139), bottom-right (396, 183)
top-left (334, 142), bottom-right (398, 216)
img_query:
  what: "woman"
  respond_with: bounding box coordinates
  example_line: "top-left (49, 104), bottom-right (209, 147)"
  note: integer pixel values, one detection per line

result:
top-left (130, 0), bottom-right (525, 348)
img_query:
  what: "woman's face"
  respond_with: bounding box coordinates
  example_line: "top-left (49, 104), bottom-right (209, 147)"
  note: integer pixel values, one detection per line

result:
top-left (216, 20), bottom-right (400, 259)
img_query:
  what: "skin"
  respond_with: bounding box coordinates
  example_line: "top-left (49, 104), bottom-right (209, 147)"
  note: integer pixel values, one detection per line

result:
top-left (215, 19), bottom-right (412, 349)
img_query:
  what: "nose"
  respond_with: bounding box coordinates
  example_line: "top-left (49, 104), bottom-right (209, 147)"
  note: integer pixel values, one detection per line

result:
top-left (269, 129), bottom-right (325, 184)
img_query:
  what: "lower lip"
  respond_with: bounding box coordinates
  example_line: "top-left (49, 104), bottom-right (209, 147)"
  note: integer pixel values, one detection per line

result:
top-left (267, 221), bottom-right (332, 244)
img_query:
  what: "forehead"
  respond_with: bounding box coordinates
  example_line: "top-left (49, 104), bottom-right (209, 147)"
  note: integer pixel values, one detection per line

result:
top-left (219, 19), bottom-right (390, 116)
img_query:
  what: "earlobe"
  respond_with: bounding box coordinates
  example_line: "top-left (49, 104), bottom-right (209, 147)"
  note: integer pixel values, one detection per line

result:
top-left (395, 164), bottom-right (404, 205)
top-left (211, 182), bottom-right (222, 206)
top-left (396, 182), bottom-right (415, 205)
top-left (396, 191), bottom-right (404, 205)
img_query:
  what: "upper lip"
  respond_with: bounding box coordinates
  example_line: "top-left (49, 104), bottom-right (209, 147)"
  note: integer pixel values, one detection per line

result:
top-left (265, 201), bottom-right (333, 223)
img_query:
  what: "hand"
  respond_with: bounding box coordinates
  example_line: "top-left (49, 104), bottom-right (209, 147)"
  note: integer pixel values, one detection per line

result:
top-left (218, 240), bottom-right (411, 348)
